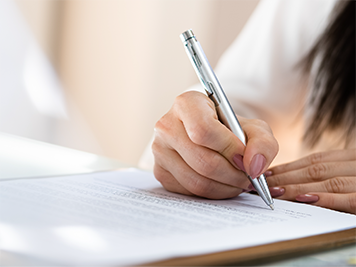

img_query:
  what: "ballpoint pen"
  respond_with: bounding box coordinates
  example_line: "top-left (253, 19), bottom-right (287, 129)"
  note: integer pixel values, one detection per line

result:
top-left (180, 29), bottom-right (274, 210)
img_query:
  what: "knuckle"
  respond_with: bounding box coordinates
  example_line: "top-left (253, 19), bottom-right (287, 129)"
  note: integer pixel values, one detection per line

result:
top-left (174, 91), bottom-right (191, 105)
top-left (293, 184), bottom-right (304, 195)
top-left (306, 163), bottom-right (327, 181)
top-left (247, 119), bottom-right (278, 158)
top-left (187, 176), bottom-right (214, 197)
top-left (220, 141), bottom-right (235, 158)
top-left (269, 175), bottom-right (282, 187)
top-left (151, 140), bottom-right (171, 166)
top-left (151, 140), bottom-right (162, 158)
top-left (188, 178), bottom-right (205, 197)
top-left (151, 133), bottom-right (166, 153)
top-left (174, 92), bottom-right (195, 112)
top-left (188, 121), bottom-right (212, 146)
top-left (253, 118), bottom-right (269, 129)
top-left (309, 152), bottom-right (323, 165)
top-left (154, 115), bottom-right (171, 136)
top-left (154, 119), bottom-right (163, 133)
top-left (325, 177), bottom-right (347, 193)
top-left (174, 92), bottom-right (188, 105)
top-left (154, 114), bottom-right (179, 145)
top-left (195, 152), bottom-right (219, 178)
top-left (153, 165), bottom-right (169, 185)
top-left (254, 119), bottom-right (275, 136)
top-left (258, 134), bottom-right (279, 157)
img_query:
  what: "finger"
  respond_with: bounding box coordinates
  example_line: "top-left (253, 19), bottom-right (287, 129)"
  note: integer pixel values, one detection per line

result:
top-left (158, 116), bottom-right (250, 189)
top-left (175, 92), bottom-right (279, 180)
top-left (267, 161), bottom-right (356, 187)
top-left (153, 141), bottom-right (243, 199)
top-left (153, 164), bottom-right (193, 196)
top-left (240, 117), bottom-right (279, 179)
top-left (269, 177), bottom-right (356, 199)
top-left (175, 91), bottom-right (246, 169)
top-left (295, 192), bottom-right (356, 214)
top-left (270, 149), bottom-right (356, 175)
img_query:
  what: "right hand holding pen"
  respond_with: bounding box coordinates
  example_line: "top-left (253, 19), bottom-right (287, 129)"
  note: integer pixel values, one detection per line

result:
top-left (152, 91), bottom-right (278, 199)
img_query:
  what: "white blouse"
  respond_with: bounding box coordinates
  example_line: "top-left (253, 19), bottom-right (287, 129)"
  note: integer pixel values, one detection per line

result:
top-left (139, 0), bottom-right (340, 170)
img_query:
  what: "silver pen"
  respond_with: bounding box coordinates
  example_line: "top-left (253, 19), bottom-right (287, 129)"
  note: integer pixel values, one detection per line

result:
top-left (180, 29), bottom-right (274, 210)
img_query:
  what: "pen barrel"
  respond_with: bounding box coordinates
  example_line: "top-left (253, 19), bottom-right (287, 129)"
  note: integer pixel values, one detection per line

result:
top-left (180, 29), bottom-right (274, 208)
top-left (214, 101), bottom-right (246, 146)
top-left (180, 30), bottom-right (246, 145)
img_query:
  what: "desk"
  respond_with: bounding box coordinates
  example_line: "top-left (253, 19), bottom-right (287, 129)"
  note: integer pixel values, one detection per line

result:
top-left (0, 133), bottom-right (354, 266)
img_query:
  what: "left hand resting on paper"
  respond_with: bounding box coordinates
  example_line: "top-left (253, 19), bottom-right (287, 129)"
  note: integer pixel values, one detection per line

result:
top-left (265, 149), bottom-right (356, 214)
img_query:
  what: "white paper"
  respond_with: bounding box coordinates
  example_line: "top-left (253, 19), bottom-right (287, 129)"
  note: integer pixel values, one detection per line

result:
top-left (0, 169), bottom-right (355, 265)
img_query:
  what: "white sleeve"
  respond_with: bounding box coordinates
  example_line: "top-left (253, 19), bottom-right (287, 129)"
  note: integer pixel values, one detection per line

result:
top-left (212, 0), bottom-right (336, 124)
top-left (139, 0), bottom-right (337, 170)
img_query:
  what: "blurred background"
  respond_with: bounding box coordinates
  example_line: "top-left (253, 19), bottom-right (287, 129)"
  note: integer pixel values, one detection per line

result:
top-left (4, 0), bottom-right (259, 165)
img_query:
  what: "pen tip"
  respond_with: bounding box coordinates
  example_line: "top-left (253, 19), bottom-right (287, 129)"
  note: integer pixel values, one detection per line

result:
top-left (269, 204), bottom-right (275, 210)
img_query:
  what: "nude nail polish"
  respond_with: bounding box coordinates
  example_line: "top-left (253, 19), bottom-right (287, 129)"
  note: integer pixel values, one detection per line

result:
top-left (264, 170), bottom-right (273, 177)
top-left (249, 154), bottom-right (266, 179)
top-left (233, 154), bottom-right (246, 172)
top-left (269, 187), bottom-right (285, 197)
top-left (296, 194), bottom-right (319, 203)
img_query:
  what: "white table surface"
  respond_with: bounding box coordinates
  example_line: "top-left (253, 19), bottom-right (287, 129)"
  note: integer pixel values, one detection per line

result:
top-left (0, 132), bottom-right (128, 180)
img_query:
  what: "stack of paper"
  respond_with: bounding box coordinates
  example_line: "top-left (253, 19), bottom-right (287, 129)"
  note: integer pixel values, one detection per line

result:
top-left (0, 169), bottom-right (355, 265)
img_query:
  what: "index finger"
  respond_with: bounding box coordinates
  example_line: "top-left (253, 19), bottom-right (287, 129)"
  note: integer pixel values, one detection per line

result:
top-left (270, 149), bottom-right (356, 175)
top-left (175, 91), bottom-right (246, 170)
top-left (175, 91), bottom-right (278, 179)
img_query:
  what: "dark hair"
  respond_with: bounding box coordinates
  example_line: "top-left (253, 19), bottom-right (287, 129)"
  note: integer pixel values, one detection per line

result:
top-left (302, 0), bottom-right (355, 147)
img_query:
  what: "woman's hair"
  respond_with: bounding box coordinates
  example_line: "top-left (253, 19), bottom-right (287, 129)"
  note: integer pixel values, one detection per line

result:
top-left (303, 0), bottom-right (355, 147)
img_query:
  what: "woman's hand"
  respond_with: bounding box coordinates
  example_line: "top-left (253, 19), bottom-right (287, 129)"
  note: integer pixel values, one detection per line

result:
top-left (266, 149), bottom-right (356, 214)
top-left (152, 91), bottom-right (278, 199)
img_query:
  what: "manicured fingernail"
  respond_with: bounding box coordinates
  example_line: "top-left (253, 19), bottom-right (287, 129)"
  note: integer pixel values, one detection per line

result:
top-left (296, 194), bottom-right (319, 203)
top-left (269, 187), bottom-right (285, 197)
top-left (264, 170), bottom-right (273, 177)
top-left (233, 154), bottom-right (246, 172)
top-left (249, 154), bottom-right (266, 179)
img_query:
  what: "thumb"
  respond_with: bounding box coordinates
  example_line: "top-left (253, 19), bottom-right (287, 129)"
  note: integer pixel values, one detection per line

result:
top-left (239, 117), bottom-right (279, 179)
top-left (177, 91), bottom-right (247, 170)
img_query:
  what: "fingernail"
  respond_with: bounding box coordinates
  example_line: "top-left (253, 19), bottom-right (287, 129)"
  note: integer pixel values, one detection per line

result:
top-left (249, 154), bottom-right (266, 179)
top-left (296, 194), bottom-right (319, 203)
top-left (264, 170), bottom-right (273, 177)
top-left (248, 183), bottom-right (255, 191)
top-left (233, 154), bottom-right (246, 172)
top-left (242, 189), bottom-right (251, 193)
top-left (269, 187), bottom-right (285, 198)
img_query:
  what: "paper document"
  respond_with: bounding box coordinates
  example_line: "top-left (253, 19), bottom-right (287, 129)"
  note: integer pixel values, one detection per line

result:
top-left (0, 169), bottom-right (355, 265)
